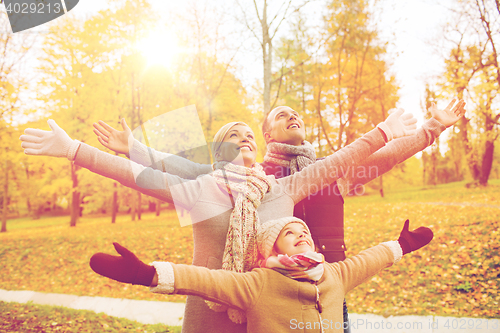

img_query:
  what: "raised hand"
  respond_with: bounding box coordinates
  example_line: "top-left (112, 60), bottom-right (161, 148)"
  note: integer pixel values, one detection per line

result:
top-left (89, 242), bottom-right (156, 286)
top-left (93, 118), bottom-right (132, 155)
top-left (430, 98), bottom-right (466, 128)
top-left (379, 108), bottom-right (418, 141)
top-left (20, 119), bottom-right (80, 160)
top-left (398, 219), bottom-right (433, 255)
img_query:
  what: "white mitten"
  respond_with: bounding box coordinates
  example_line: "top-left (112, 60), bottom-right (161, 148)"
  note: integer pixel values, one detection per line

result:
top-left (20, 119), bottom-right (80, 160)
top-left (377, 108), bottom-right (417, 141)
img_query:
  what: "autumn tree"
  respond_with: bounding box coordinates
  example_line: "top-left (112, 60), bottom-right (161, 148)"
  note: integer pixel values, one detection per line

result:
top-left (439, 0), bottom-right (500, 186)
top-left (38, 9), bottom-right (122, 226)
top-left (0, 13), bottom-right (37, 232)
top-left (234, 0), bottom-right (312, 114)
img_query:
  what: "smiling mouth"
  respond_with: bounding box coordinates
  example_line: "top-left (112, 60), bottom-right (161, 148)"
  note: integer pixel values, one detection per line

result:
top-left (287, 124), bottom-right (300, 129)
top-left (295, 240), bottom-right (309, 247)
top-left (238, 145), bottom-right (252, 151)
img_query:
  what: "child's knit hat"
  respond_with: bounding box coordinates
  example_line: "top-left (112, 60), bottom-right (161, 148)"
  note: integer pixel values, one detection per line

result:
top-left (257, 216), bottom-right (311, 258)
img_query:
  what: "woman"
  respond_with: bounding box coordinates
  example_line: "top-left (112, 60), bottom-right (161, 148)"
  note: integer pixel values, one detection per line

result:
top-left (20, 111), bottom-right (414, 333)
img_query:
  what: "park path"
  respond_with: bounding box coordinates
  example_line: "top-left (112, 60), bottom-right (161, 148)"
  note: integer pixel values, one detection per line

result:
top-left (1, 289), bottom-right (498, 333)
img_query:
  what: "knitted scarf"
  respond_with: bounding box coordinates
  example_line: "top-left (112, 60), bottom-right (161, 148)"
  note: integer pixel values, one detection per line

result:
top-left (207, 162), bottom-right (271, 323)
top-left (262, 251), bottom-right (325, 282)
top-left (264, 141), bottom-right (316, 174)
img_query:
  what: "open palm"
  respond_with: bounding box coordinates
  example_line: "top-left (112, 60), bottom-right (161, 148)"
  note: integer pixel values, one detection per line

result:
top-left (430, 99), bottom-right (466, 128)
top-left (93, 118), bottom-right (131, 155)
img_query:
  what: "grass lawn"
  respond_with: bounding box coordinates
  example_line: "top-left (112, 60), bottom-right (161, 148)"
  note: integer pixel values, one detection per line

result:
top-left (343, 179), bottom-right (500, 318)
top-left (0, 301), bottom-right (180, 332)
top-left (0, 180), bottom-right (499, 319)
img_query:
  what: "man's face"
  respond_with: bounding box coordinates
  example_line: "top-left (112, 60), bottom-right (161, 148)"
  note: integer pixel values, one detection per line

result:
top-left (274, 222), bottom-right (315, 256)
top-left (264, 106), bottom-right (305, 146)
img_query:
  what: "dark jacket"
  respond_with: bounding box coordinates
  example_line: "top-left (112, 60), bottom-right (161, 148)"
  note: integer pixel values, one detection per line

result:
top-left (261, 161), bottom-right (346, 262)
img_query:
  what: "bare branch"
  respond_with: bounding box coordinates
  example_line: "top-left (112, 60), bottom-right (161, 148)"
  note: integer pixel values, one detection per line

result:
top-left (235, 0), bottom-right (262, 47)
top-left (268, 0), bottom-right (289, 28)
top-left (252, 0), bottom-right (263, 23)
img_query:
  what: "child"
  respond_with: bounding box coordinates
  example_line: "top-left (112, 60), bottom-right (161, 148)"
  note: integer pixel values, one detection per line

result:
top-left (90, 217), bottom-right (433, 333)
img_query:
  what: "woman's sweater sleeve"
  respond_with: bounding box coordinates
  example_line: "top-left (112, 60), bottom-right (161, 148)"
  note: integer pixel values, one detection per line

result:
top-left (336, 118), bottom-right (446, 197)
top-left (129, 139), bottom-right (213, 179)
top-left (333, 241), bottom-right (403, 294)
top-left (74, 143), bottom-right (202, 210)
top-left (150, 262), bottom-right (264, 311)
top-left (278, 128), bottom-right (386, 203)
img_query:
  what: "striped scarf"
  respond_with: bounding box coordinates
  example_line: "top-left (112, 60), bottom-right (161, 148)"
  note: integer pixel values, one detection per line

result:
top-left (262, 251), bottom-right (325, 282)
top-left (264, 141), bottom-right (316, 174)
top-left (207, 162), bottom-right (271, 323)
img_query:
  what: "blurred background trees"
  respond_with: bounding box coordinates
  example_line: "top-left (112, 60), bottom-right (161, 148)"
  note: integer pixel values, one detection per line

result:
top-left (1, 0), bottom-right (498, 230)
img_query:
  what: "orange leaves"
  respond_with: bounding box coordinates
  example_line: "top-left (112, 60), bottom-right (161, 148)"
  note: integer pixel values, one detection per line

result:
top-left (0, 211), bottom-right (192, 304)
top-left (344, 183), bottom-right (500, 318)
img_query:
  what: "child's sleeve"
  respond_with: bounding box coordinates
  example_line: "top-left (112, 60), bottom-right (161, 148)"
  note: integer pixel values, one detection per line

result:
top-left (150, 262), bottom-right (264, 311)
top-left (336, 118), bottom-right (446, 196)
top-left (74, 143), bottom-right (202, 210)
top-left (129, 139), bottom-right (213, 179)
top-left (334, 241), bottom-right (403, 294)
top-left (278, 128), bottom-right (386, 204)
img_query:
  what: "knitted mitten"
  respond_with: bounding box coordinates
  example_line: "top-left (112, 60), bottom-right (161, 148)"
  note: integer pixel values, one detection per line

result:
top-left (398, 219), bottom-right (433, 255)
top-left (377, 108), bottom-right (417, 141)
top-left (89, 242), bottom-right (156, 286)
top-left (21, 120), bottom-right (80, 160)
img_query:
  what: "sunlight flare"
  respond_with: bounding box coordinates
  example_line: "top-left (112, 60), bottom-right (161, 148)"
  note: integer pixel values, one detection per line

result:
top-left (136, 28), bottom-right (180, 67)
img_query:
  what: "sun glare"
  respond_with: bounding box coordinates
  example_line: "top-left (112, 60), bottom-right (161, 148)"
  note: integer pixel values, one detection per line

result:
top-left (137, 29), bottom-right (180, 68)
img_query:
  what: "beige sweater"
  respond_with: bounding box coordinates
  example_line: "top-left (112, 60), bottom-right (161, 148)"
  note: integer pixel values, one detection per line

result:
top-left (151, 241), bottom-right (402, 333)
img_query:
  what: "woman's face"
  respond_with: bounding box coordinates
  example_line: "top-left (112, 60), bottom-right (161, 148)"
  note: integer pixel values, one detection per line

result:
top-left (218, 124), bottom-right (258, 167)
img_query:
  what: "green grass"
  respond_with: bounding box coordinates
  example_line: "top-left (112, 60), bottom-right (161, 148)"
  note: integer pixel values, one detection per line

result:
top-left (0, 301), bottom-right (181, 333)
top-left (343, 180), bottom-right (500, 318)
top-left (1, 180), bottom-right (499, 319)
top-left (0, 210), bottom-right (193, 303)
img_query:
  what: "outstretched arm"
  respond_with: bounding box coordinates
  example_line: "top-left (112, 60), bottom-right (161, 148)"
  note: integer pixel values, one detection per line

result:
top-left (336, 99), bottom-right (466, 196)
top-left (281, 109), bottom-right (417, 204)
top-left (20, 120), bottom-right (201, 209)
top-left (337, 220), bottom-right (433, 293)
top-left (94, 119), bottom-right (212, 179)
top-left (90, 243), bottom-right (263, 311)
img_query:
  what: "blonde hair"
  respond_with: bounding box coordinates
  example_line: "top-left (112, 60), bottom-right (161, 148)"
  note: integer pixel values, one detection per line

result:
top-left (212, 121), bottom-right (250, 161)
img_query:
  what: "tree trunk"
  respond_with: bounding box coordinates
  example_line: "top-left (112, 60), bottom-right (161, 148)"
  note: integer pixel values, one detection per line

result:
top-left (379, 175), bottom-right (384, 198)
top-left (261, 1), bottom-right (272, 113)
top-left (1, 160), bottom-right (8, 233)
top-left (111, 181), bottom-right (117, 224)
top-left (52, 193), bottom-right (57, 210)
top-left (137, 192), bottom-right (142, 220)
top-left (70, 163), bottom-right (80, 227)
top-left (131, 189), bottom-right (136, 221)
top-left (457, 113), bottom-right (481, 182)
top-left (24, 164), bottom-right (31, 216)
top-left (479, 140), bottom-right (495, 186)
top-left (156, 198), bottom-right (161, 216)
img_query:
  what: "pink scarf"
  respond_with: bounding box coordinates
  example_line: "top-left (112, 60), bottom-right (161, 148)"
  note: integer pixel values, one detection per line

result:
top-left (261, 251), bottom-right (325, 281)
